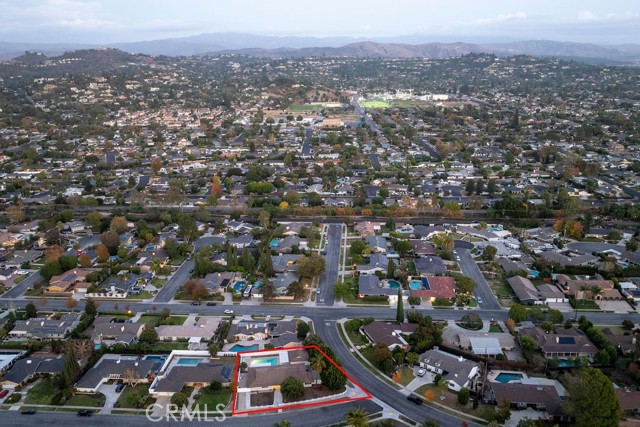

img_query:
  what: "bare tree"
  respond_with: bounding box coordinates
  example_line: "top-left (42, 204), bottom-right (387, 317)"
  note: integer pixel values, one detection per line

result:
top-left (123, 368), bottom-right (140, 386)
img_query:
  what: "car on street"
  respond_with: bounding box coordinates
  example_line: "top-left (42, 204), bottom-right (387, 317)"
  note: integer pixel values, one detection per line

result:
top-left (191, 301), bottom-right (201, 306)
top-left (224, 309), bottom-right (234, 314)
top-left (407, 395), bottom-right (423, 405)
top-left (206, 302), bottom-right (217, 306)
top-left (77, 409), bottom-right (93, 417)
top-left (21, 409), bottom-right (37, 414)
top-left (477, 296), bottom-right (483, 304)
top-left (16, 270), bottom-right (29, 275)
top-left (417, 368), bottom-right (427, 377)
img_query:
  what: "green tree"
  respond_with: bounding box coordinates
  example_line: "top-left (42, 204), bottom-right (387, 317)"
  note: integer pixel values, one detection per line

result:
top-left (84, 298), bottom-right (97, 318)
top-left (320, 364), bottom-right (347, 390)
top-left (170, 392), bottom-right (189, 408)
top-left (281, 376), bottom-right (305, 401)
top-left (457, 387), bottom-right (469, 405)
top-left (296, 321), bottom-right (310, 340)
top-left (139, 323), bottom-right (158, 343)
top-left (481, 245), bottom-right (497, 261)
top-left (396, 290), bottom-right (404, 323)
top-left (59, 209), bottom-right (74, 222)
top-left (387, 258), bottom-right (395, 278)
top-left (345, 407), bottom-right (369, 427)
top-left (58, 255), bottom-right (77, 272)
top-left (395, 240), bottom-right (412, 255)
top-left (25, 302), bottom-right (38, 319)
top-left (519, 336), bottom-right (538, 353)
top-left (85, 211), bottom-right (102, 229)
top-left (333, 280), bottom-right (350, 301)
top-left (60, 345), bottom-right (80, 387)
top-left (273, 419), bottom-right (292, 427)
top-left (567, 367), bottom-right (621, 427)
top-left (406, 352), bottom-right (419, 366)
top-left (508, 304), bottom-right (527, 323)
top-left (296, 253), bottom-right (326, 280)
top-left (40, 261), bottom-right (62, 281)
top-left (177, 214), bottom-right (198, 245)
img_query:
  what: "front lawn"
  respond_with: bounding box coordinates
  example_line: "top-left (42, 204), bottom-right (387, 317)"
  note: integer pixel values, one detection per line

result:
top-left (126, 291), bottom-right (154, 300)
top-left (192, 387), bottom-right (232, 411)
top-left (25, 378), bottom-right (56, 405)
top-left (65, 393), bottom-right (104, 407)
top-left (394, 366), bottom-right (415, 386)
top-left (571, 299), bottom-right (601, 310)
top-left (115, 384), bottom-right (155, 409)
top-left (150, 341), bottom-right (189, 352)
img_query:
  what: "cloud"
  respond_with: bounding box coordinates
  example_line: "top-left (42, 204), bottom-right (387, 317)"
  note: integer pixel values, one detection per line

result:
top-left (475, 11), bottom-right (528, 26)
top-left (577, 10), bottom-right (597, 21)
top-left (358, 24), bottom-right (373, 33)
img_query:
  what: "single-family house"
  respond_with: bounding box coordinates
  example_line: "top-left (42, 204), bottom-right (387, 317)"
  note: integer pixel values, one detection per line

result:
top-left (419, 349), bottom-right (480, 392)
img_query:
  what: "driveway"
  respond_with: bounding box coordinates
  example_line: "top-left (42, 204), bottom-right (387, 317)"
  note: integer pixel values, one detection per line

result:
top-left (405, 368), bottom-right (435, 392)
top-left (597, 300), bottom-right (636, 314)
top-left (98, 383), bottom-right (121, 414)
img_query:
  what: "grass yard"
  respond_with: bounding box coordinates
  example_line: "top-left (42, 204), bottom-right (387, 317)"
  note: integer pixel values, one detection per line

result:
top-left (25, 379), bottom-right (56, 405)
top-left (191, 387), bottom-right (232, 411)
top-left (126, 291), bottom-right (154, 300)
top-left (346, 328), bottom-right (369, 347)
top-left (394, 366), bottom-right (415, 386)
top-left (572, 299), bottom-right (601, 310)
top-left (115, 384), bottom-right (155, 409)
top-left (65, 393), bottom-right (104, 407)
top-left (489, 323), bottom-right (504, 333)
top-left (150, 341), bottom-right (189, 352)
top-left (361, 100), bottom-right (391, 108)
top-left (151, 278), bottom-right (167, 288)
top-left (13, 275), bottom-right (28, 284)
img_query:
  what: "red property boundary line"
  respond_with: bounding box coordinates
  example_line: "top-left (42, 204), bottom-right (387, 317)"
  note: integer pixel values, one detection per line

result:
top-left (231, 345), bottom-right (372, 415)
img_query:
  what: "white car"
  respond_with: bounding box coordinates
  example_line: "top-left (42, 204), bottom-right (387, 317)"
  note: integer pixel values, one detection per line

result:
top-left (224, 309), bottom-right (234, 315)
top-left (417, 368), bottom-right (427, 377)
top-left (16, 270), bottom-right (29, 275)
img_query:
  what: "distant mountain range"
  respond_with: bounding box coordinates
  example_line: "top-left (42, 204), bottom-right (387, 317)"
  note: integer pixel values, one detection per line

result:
top-left (1, 33), bottom-right (640, 65)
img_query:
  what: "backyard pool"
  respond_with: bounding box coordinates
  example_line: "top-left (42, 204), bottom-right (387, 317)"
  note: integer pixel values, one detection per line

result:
top-left (269, 240), bottom-right (280, 248)
top-left (250, 357), bottom-right (278, 367)
top-left (229, 344), bottom-right (260, 352)
top-left (495, 372), bottom-right (524, 383)
top-left (146, 246), bottom-right (155, 251)
top-left (530, 270), bottom-right (540, 278)
top-left (388, 280), bottom-right (400, 289)
top-left (409, 280), bottom-right (422, 290)
top-left (253, 281), bottom-right (263, 288)
top-left (176, 358), bottom-right (208, 366)
top-left (233, 281), bottom-right (245, 292)
top-left (558, 359), bottom-right (576, 367)
top-left (144, 355), bottom-right (167, 363)
top-left (421, 277), bottom-right (431, 289)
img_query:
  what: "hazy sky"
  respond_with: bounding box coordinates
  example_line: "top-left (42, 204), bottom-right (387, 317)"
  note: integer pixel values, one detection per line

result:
top-left (1, 0), bottom-right (639, 44)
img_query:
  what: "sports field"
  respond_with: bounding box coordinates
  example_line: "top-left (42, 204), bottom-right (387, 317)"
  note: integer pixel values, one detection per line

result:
top-left (288, 104), bottom-right (322, 112)
top-left (361, 100), bottom-right (390, 108)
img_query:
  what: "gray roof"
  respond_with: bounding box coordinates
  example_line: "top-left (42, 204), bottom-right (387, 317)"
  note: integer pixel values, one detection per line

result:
top-left (358, 275), bottom-right (396, 296)
top-left (75, 359), bottom-right (155, 390)
top-left (414, 256), bottom-right (447, 275)
top-left (3, 356), bottom-right (65, 384)
top-left (154, 363), bottom-right (233, 393)
top-left (420, 349), bottom-right (478, 388)
top-left (507, 276), bottom-right (539, 303)
top-left (272, 254), bottom-right (300, 272)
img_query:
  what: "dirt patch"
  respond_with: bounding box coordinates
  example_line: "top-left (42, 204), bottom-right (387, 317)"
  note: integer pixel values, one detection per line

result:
top-left (250, 391), bottom-right (274, 407)
top-left (283, 384), bottom-right (344, 403)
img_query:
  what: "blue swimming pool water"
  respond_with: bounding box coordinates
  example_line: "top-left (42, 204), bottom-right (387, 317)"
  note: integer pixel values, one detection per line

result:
top-left (234, 281), bottom-right (245, 292)
top-left (388, 280), bottom-right (400, 289)
top-left (489, 227), bottom-right (502, 231)
top-left (421, 277), bottom-right (431, 290)
top-left (94, 343), bottom-right (102, 350)
top-left (144, 355), bottom-right (167, 363)
top-left (253, 281), bottom-right (262, 288)
top-left (558, 359), bottom-right (575, 367)
top-left (495, 372), bottom-right (524, 383)
top-left (176, 358), bottom-right (206, 366)
top-left (250, 357), bottom-right (278, 367)
top-left (146, 246), bottom-right (155, 251)
top-left (530, 270), bottom-right (540, 278)
top-left (409, 280), bottom-right (422, 290)
top-left (229, 344), bottom-right (260, 352)
top-left (269, 239), bottom-right (280, 248)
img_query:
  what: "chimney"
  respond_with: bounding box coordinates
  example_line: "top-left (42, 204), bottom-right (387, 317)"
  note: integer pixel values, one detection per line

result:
top-left (26, 360), bottom-right (32, 364)
top-left (121, 326), bottom-right (125, 332)
top-left (135, 362), bottom-right (138, 367)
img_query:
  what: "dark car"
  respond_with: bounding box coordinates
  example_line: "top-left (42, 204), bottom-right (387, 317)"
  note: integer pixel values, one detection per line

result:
top-left (206, 302), bottom-right (216, 306)
top-left (191, 301), bottom-right (201, 306)
top-left (0, 389), bottom-right (9, 399)
top-left (407, 395), bottom-right (423, 405)
top-left (21, 409), bottom-right (37, 415)
top-left (115, 383), bottom-right (125, 393)
top-left (77, 410), bottom-right (93, 417)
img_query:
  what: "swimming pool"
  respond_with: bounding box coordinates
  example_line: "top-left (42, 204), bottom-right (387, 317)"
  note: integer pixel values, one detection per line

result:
top-left (409, 280), bottom-right (422, 290)
top-left (269, 240), bottom-right (280, 248)
top-left (495, 372), bottom-right (524, 383)
top-left (176, 358), bottom-right (207, 366)
top-left (253, 281), bottom-right (262, 288)
top-left (558, 359), bottom-right (575, 367)
top-left (144, 355), bottom-right (167, 363)
top-left (421, 277), bottom-right (431, 290)
top-left (250, 356), bottom-right (278, 367)
top-left (530, 270), bottom-right (540, 278)
top-left (229, 344), bottom-right (260, 352)
top-left (146, 246), bottom-right (155, 251)
top-left (388, 280), bottom-right (400, 289)
top-left (233, 281), bottom-right (245, 292)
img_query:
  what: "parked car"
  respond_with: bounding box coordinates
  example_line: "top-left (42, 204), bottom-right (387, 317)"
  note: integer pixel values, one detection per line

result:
top-left (77, 410), bottom-right (93, 417)
top-left (224, 309), bottom-right (234, 314)
top-left (407, 395), bottom-right (423, 405)
top-left (191, 301), bottom-right (201, 306)
top-left (21, 409), bottom-right (37, 415)
top-left (206, 302), bottom-right (216, 306)
top-left (417, 368), bottom-right (427, 377)
top-left (115, 383), bottom-right (125, 393)
top-left (477, 296), bottom-right (483, 304)
top-left (0, 389), bottom-right (9, 399)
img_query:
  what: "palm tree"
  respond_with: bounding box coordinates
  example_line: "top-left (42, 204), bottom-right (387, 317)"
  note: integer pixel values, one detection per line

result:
top-left (346, 408), bottom-right (369, 427)
top-left (579, 284), bottom-right (590, 299)
top-left (273, 419), bottom-right (291, 427)
top-left (309, 354), bottom-right (326, 374)
top-left (590, 285), bottom-right (603, 300)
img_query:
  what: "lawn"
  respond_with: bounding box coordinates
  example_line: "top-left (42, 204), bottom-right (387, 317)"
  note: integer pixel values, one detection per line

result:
top-left (65, 393), bottom-right (104, 407)
top-left (346, 328), bottom-right (369, 347)
top-left (191, 387), bottom-right (232, 411)
top-left (361, 100), bottom-right (391, 108)
top-left (150, 341), bottom-right (189, 352)
top-left (25, 379), bottom-right (56, 405)
top-left (126, 291), bottom-right (154, 300)
top-left (489, 323), bottom-right (504, 333)
top-left (13, 275), bottom-right (28, 284)
top-left (394, 366), bottom-right (415, 386)
top-left (572, 299), bottom-right (601, 310)
top-left (115, 384), bottom-right (155, 409)
top-left (151, 278), bottom-right (167, 288)
top-left (138, 314), bottom-right (185, 326)
top-left (288, 104), bottom-right (322, 112)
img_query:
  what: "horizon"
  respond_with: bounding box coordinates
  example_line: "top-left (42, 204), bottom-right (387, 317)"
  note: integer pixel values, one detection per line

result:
top-left (0, 0), bottom-right (639, 45)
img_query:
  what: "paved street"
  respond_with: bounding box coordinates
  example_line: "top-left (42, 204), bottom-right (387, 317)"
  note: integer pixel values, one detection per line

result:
top-left (316, 224), bottom-right (341, 306)
top-left (456, 248), bottom-right (501, 310)
top-left (1, 272), bottom-right (43, 299)
top-left (153, 259), bottom-right (194, 303)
